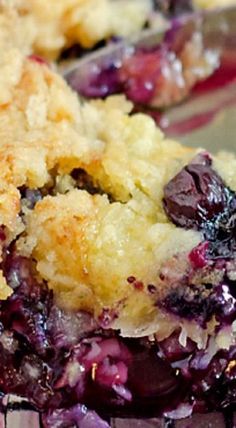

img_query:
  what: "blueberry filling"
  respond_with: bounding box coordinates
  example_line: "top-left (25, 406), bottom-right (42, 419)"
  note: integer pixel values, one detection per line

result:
top-left (0, 251), bottom-right (186, 425)
top-left (20, 170), bottom-right (107, 206)
top-left (71, 168), bottom-right (105, 196)
top-left (1, 246), bottom-right (236, 425)
top-left (66, 23), bottom-right (218, 110)
top-left (20, 187), bottom-right (43, 210)
top-left (67, 42), bottom-right (196, 105)
top-left (161, 282), bottom-right (236, 326)
top-left (161, 154), bottom-right (236, 324)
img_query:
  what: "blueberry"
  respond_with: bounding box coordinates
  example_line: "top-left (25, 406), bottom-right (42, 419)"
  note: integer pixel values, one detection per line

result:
top-left (163, 161), bottom-right (232, 230)
top-left (204, 195), bottom-right (236, 259)
top-left (160, 284), bottom-right (217, 325)
top-left (163, 155), bottom-right (236, 261)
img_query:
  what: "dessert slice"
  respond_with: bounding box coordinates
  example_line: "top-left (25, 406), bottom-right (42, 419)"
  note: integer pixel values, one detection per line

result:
top-left (0, 49), bottom-right (236, 427)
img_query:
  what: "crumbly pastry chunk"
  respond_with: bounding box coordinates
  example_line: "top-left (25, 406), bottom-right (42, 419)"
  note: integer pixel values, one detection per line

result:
top-left (0, 4), bottom-right (36, 104)
top-left (0, 3), bottom-right (35, 55)
top-left (0, 54), bottom-right (102, 224)
top-left (20, 190), bottom-right (201, 337)
top-left (6, 0), bottom-right (152, 59)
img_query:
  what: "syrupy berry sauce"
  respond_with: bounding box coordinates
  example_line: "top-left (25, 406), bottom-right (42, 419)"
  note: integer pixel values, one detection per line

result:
top-left (0, 250), bottom-right (187, 427)
top-left (3, 252), bottom-right (236, 428)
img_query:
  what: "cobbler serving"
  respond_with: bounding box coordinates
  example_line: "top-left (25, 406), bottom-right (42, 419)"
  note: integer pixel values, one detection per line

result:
top-left (0, 2), bottom-right (235, 428)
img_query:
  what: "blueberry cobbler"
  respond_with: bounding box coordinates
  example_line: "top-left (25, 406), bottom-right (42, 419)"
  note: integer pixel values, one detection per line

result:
top-left (0, 2), bottom-right (235, 428)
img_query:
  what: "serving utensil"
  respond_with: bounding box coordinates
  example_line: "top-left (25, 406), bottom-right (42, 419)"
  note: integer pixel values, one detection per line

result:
top-left (62, 6), bottom-right (236, 152)
top-left (62, 6), bottom-right (236, 79)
